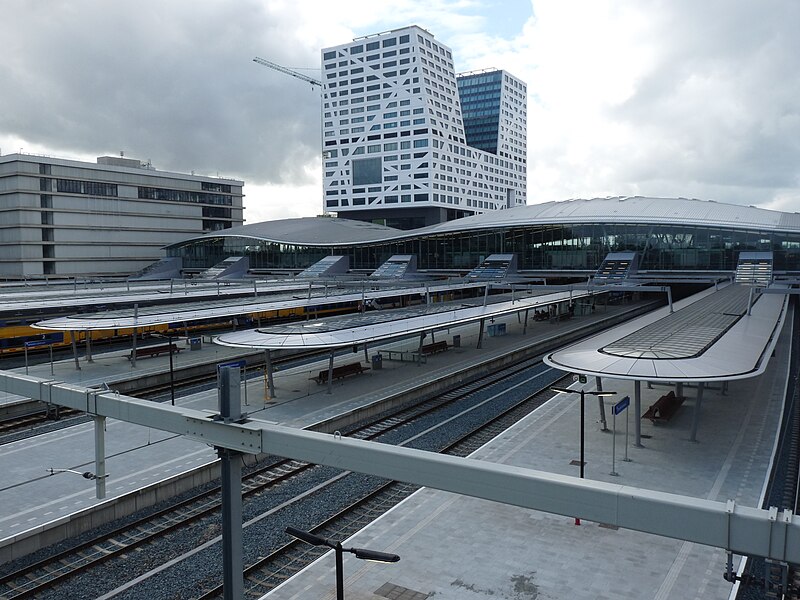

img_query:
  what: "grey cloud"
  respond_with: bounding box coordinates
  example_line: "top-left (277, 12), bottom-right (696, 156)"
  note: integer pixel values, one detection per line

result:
top-left (610, 0), bottom-right (800, 201)
top-left (0, 1), bottom-right (322, 185)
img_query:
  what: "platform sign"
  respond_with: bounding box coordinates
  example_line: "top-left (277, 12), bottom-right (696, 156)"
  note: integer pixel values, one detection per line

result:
top-left (24, 339), bottom-right (51, 348)
top-left (611, 395), bottom-right (631, 476)
top-left (613, 395), bottom-right (630, 415)
top-left (217, 359), bottom-right (246, 371)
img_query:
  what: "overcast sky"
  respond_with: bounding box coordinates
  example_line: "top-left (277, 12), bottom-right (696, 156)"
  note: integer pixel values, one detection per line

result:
top-left (2, 0), bottom-right (798, 224)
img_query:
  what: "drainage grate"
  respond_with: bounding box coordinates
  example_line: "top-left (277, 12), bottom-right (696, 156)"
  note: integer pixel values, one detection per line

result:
top-left (375, 581), bottom-right (431, 599)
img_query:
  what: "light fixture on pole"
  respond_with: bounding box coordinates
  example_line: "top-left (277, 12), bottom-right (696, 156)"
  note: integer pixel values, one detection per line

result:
top-left (286, 526), bottom-right (399, 600)
top-left (550, 384), bottom-right (616, 525)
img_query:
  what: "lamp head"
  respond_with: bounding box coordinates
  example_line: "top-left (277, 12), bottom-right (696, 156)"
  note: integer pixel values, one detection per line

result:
top-left (351, 547), bottom-right (401, 563)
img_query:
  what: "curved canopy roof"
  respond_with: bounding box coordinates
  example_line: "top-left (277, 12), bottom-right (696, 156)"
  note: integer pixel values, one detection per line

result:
top-left (544, 283), bottom-right (789, 382)
top-left (215, 289), bottom-right (593, 350)
top-left (166, 197), bottom-right (800, 250)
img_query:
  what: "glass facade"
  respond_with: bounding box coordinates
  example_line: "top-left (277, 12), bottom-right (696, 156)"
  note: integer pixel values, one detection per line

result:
top-left (457, 71), bottom-right (503, 154)
top-left (168, 222), bottom-right (800, 274)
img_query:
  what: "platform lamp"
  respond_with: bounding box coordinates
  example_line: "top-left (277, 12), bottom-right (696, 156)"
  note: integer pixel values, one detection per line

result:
top-left (550, 383), bottom-right (616, 524)
top-left (286, 526), bottom-right (399, 600)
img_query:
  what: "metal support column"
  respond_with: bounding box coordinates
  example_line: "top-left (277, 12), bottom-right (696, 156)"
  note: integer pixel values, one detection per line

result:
top-left (523, 309), bottom-right (529, 334)
top-left (93, 415), bottom-right (106, 499)
top-left (676, 382), bottom-right (683, 398)
top-left (217, 367), bottom-right (244, 600)
top-left (417, 332), bottom-right (425, 366)
top-left (131, 328), bottom-right (138, 368)
top-left (264, 349), bottom-right (275, 399)
top-left (596, 376), bottom-right (608, 432)
top-left (327, 350), bottom-right (335, 395)
top-left (748, 287), bottom-right (755, 316)
top-left (477, 318), bottom-right (485, 349)
top-left (667, 287), bottom-right (674, 313)
top-left (70, 331), bottom-right (81, 371)
top-left (634, 380), bottom-right (643, 447)
top-left (85, 330), bottom-right (93, 363)
top-left (690, 382), bottom-right (705, 442)
top-left (131, 303), bottom-right (139, 368)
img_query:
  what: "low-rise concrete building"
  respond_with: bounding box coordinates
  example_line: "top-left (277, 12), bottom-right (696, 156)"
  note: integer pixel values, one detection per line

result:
top-left (0, 153), bottom-right (244, 278)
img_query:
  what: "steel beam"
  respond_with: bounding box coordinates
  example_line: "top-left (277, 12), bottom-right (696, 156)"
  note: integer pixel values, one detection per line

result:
top-left (2, 370), bottom-right (800, 566)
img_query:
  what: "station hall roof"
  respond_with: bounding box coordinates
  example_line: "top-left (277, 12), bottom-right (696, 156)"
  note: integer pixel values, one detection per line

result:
top-left (544, 283), bottom-right (789, 382)
top-left (167, 197), bottom-right (800, 249)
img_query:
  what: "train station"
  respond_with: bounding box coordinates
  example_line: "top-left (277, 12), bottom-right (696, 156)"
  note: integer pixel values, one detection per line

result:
top-left (1, 195), bottom-right (799, 599)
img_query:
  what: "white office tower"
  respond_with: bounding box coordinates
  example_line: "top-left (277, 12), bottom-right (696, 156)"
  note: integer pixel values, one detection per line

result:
top-left (321, 25), bottom-right (527, 230)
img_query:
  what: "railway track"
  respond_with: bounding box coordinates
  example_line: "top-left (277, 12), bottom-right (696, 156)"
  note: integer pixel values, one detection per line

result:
top-left (0, 356), bottom-right (566, 599)
top-left (197, 360), bottom-right (566, 599)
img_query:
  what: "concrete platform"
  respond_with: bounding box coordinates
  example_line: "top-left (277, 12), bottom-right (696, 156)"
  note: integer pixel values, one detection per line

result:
top-left (263, 309), bottom-right (792, 599)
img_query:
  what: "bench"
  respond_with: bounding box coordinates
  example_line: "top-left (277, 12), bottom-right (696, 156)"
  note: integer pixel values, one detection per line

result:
top-left (312, 362), bottom-right (370, 385)
top-left (128, 343), bottom-right (182, 361)
top-left (642, 390), bottom-right (685, 423)
top-left (421, 341), bottom-right (448, 355)
top-left (379, 350), bottom-right (426, 363)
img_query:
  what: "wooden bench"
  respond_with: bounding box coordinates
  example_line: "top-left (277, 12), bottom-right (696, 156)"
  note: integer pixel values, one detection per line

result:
top-left (312, 362), bottom-right (370, 385)
top-left (641, 390), bottom-right (685, 423)
top-left (421, 341), bottom-right (448, 355)
top-left (128, 343), bottom-right (182, 361)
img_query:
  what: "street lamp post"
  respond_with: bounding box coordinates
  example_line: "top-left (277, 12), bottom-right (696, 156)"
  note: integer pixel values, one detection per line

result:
top-left (551, 384), bottom-right (616, 524)
top-left (286, 526), bottom-right (399, 600)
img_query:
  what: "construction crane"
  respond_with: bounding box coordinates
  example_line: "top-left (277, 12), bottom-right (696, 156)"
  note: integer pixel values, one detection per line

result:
top-left (252, 57), bottom-right (322, 88)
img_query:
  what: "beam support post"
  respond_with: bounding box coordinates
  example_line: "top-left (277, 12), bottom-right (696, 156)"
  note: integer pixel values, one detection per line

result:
top-left (634, 380), bottom-right (643, 447)
top-left (70, 331), bottom-right (81, 371)
top-left (327, 350), bottom-right (334, 395)
top-left (93, 415), bottom-right (106, 499)
top-left (596, 376), bottom-right (608, 432)
top-left (264, 349), bottom-right (275, 400)
top-left (217, 367), bottom-right (244, 600)
top-left (690, 382), bottom-right (705, 442)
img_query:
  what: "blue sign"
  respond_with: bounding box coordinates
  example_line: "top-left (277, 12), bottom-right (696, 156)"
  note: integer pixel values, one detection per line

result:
top-left (613, 395), bottom-right (630, 415)
top-left (24, 340), bottom-right (51, 348)
top-left (217, 359), bottom-right (246, 371)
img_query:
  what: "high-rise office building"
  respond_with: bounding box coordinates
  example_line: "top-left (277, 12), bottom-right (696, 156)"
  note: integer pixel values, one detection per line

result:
top-left (321, 25), bottom-right (527, 230)
top-left (0, 153), bottom-right (244, 277)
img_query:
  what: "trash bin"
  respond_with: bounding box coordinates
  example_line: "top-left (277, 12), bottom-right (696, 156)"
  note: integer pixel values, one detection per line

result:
top-left (189, 337), bottom-right (202, 351)
top-left (371, 353), bottom-right (383, 370)
top-left (452, 334), bottom-right (461, 348)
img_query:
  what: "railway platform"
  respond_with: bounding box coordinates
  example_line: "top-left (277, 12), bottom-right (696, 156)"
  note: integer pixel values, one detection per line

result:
top-left (0, 300), bottom-right (638, 546)
top-left (263, 308), bottom-right (792, 600)
top-left (0, 295), bottom-right (788, 600)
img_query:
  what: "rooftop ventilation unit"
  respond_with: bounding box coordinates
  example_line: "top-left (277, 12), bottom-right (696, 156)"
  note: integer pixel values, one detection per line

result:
top-left (370, 255), bottom-right (417, 279)
top-left (466, 254), bottom-right (518, 280)
top-left (297, 255), bottom-right (350, 278)
top-left (593, 252), bottom-right (639, 284)
top-left (735, 252), bottom-right (773, 287)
